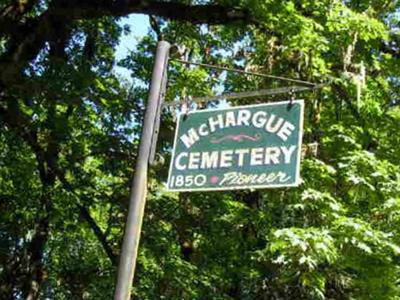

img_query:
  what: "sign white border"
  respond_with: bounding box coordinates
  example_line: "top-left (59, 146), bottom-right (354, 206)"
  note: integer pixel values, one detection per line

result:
top-left (166, 100), bottom-right (304, 192)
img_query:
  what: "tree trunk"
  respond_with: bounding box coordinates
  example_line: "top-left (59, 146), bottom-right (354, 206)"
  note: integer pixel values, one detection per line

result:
top-left (23, 192), bottom-right (52, 300)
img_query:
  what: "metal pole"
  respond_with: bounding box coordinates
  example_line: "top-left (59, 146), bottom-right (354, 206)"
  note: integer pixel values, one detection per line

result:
top-left (114, 41), bottom-right (170, 300)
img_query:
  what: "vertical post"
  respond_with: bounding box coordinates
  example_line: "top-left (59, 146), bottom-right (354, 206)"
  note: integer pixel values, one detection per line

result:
top-left (114, 41), bottom-right (170, 300)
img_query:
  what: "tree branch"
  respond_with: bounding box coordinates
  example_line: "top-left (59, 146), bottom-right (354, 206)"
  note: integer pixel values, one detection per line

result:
top-left (150, 15), bottom-right (163, 41)
top-left (0, 0), bottom-right (39, 36)
top-left (0, 1), bottom-right (252, 90)
top-left (50, 1), bottom-right (251, 24)
top-left (0, 102), bottom-right (118, 266)
top-left (55, 170), bottom-right (118, 266)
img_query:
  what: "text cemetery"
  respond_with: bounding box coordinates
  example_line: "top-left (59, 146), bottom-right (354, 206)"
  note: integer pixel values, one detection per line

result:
top-left (167, 101), bottom-right (304, 191)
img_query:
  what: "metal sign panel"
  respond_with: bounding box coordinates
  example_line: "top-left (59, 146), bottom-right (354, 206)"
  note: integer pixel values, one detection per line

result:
top-left (167, 100), bottom-right (304, 191)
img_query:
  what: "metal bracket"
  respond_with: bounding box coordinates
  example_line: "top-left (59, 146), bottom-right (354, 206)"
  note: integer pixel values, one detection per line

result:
top-left (287, 87), bottom-right (296, 109)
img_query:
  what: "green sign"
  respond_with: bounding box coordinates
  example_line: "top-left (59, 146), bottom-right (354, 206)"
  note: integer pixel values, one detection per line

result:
top-left (167, 100), bottom-right (304, 191)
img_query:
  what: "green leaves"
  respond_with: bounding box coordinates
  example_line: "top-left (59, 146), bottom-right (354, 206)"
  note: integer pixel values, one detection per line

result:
top-left (326, 3), bottom-right (388, 42)
top-left (1, 0), bottom-right (400, 298)
top-left (262, 227), bottom-right (338, 299)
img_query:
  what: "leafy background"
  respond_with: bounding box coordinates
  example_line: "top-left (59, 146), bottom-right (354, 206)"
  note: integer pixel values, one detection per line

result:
top-left (0, 0), bottom-right (400, 299)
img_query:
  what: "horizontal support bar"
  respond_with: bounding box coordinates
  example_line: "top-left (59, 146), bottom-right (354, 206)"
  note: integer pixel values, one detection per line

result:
top-left (163, 84), bottom-right (324, 108)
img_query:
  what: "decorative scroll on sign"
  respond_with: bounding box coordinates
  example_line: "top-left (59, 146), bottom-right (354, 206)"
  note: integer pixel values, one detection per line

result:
top-left (167, 100), bottom-right (304, 191)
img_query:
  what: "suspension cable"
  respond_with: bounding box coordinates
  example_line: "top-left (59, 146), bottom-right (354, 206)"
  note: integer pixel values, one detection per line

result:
top-left (171, 58), bottom-right (317, 87)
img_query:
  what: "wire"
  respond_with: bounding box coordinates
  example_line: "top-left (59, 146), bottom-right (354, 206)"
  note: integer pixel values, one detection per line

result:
top-left (171, 58), bottom-right (317, 87)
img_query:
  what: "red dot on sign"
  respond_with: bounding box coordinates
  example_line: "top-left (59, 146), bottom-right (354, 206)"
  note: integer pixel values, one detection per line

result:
top-left (210, 176), bottom-right (219, 184)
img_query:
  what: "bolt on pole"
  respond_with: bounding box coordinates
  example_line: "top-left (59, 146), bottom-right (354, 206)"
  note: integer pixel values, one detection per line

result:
top-left (114, 41), bottom-right (170, 300)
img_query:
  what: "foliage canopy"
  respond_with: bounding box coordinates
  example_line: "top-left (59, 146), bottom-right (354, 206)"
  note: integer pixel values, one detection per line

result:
top-left (0, 0), bottom-right (400, 299)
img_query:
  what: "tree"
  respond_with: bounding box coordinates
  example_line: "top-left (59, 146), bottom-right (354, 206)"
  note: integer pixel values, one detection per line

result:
top-left (0, 0), bottom-right (400, 299)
